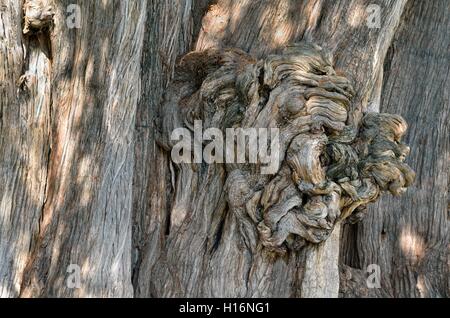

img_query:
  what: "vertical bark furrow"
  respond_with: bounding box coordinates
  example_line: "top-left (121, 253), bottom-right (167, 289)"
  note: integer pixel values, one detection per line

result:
top-left (147, 0), bottom-right (409, 298)
top-left (340, 0), bottom-right (450, 298)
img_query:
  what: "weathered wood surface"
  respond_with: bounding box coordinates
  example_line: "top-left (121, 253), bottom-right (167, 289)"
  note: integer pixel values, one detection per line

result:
top-left (2, 0), bottom-right (148, 297)
top-left (143, 0), bottom-right (414, 298)
top-left (340, 0), bottom-right (449, 298)
top-left (0, 0), bottom-right (51, 297)
top-left (132, 0), bottom-right (197, 297)
top-left (0, 0), bottom-right (447, 298)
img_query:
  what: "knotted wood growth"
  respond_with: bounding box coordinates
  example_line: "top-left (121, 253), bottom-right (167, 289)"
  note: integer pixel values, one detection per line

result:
top-left (23, 0), bottom-right (54, 35)
top-left (161, 42), bottom-right (415, 254)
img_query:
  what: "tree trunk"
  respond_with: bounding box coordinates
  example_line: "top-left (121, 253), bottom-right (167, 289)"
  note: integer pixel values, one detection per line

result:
top-left (0, 0), bottom-right (448, 298)
top-left (340, 0), bottom-right (449, 298)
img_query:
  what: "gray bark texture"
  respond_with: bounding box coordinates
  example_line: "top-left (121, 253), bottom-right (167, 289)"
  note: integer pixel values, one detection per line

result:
top-left (0, 0), bottom-right (448, 298)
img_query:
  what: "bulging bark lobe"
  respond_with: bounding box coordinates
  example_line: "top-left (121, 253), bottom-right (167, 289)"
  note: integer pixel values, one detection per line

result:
top-left (160, 42), bottom-right (415, 294)
top-left (2, 0), bottom-right (445, 299)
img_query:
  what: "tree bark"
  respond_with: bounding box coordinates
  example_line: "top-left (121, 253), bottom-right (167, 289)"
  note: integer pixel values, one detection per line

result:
top-left (2, 0), bottom-right (147, 297)
top-left (340, 0), bottom-right (450, 298)
top-left (0, 0), bottom-right (448, 298)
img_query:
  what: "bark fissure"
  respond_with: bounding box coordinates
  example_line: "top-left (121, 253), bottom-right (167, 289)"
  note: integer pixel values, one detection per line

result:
top-left (1, 0), bottom-right (447, 298)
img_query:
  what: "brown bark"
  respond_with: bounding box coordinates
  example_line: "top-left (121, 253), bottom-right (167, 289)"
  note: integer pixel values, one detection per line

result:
top-left (138, 0), bottom-right (414, 298)
top-left (340, 0), bottom-right (450, 298)
top-left (0, 0), bottom-right (448, 298)
top-left (2, 0), bottom-right (147, 297)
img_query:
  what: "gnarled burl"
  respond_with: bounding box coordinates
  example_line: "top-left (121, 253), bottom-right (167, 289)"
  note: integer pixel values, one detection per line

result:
top-left (161, 43), bottom-right (415, 254)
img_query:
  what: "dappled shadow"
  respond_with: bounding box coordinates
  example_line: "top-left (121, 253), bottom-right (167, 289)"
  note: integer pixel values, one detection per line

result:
top-left (17, 0), bottom-right (145, 297)
top-left (340, 0), bottom-right (450, 297)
